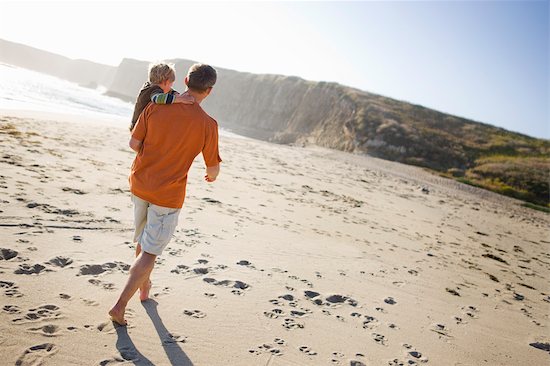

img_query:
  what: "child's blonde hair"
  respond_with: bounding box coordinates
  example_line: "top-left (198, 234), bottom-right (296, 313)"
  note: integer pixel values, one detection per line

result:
top-left (148, 62), bottom-right (176, 84)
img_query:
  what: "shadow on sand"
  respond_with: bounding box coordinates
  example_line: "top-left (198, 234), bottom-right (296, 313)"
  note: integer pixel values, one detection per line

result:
top-left (113, 325), bottom-right (155, 366)
top-left (110, 300), bottom-right (194, 366)
top-left (142, 299), bottom-right (195, 366)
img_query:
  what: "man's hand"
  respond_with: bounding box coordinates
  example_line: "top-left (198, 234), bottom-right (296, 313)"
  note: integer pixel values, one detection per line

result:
top-left (175, 94), bottom-right (195, 104)
top-left (205, 164), bottom-right (220, 183)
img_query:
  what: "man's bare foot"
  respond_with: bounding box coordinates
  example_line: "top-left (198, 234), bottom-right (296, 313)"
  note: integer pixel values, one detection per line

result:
top-left (139, 280), bottom-right (152, 301)
top-left (108, 305), bottom-right (127, 326)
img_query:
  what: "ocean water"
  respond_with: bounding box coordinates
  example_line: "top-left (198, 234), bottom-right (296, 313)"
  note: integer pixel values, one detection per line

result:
top-left (0, 63), bottom-right (133, 123)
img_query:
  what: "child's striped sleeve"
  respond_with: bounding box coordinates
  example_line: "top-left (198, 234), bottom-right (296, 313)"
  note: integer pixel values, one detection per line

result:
top-left (151, 92), bottom-right (175, 104)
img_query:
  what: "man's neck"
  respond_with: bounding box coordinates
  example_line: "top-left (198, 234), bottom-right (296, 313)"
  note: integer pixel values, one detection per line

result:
top-left (184, 89), bottom-right (204, 104)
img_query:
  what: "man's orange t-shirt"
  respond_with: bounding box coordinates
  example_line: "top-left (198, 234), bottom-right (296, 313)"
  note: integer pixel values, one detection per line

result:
top-left (129, 102), bottom-right (222, 208)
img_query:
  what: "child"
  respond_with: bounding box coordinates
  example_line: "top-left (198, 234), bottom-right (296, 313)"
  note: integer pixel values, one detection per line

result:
top-left (129, 62), bottom-right (194, 131)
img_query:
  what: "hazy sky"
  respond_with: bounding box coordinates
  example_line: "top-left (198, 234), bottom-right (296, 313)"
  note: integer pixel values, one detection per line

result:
top-left (1, 0), bottom-right (548, 138)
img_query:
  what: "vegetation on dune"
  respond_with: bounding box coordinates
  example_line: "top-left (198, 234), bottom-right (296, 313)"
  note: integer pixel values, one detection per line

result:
top-left (464, 156), bottom-right (549, 207)
top-left (344, 92), bottom-right (550, 209)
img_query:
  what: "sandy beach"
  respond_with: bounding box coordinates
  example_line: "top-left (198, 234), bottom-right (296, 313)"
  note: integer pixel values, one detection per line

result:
top-left (0, 111), bottom-right (548, 366)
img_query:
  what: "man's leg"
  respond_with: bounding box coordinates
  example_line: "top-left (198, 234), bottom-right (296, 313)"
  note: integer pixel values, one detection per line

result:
top-left (135, 243), bottom-right (152, 301)
top-left (132, 194), bottom-right (152, 300)
top-left (109, 251), bottom-right (156, 325)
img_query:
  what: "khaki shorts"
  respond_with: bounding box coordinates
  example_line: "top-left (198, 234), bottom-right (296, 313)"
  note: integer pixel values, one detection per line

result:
top-left (132, 194), bottom-right (180, 256)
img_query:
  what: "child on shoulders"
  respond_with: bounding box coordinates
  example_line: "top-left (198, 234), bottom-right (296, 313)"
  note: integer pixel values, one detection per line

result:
top-left (129, 62), bottom-right (194, 131)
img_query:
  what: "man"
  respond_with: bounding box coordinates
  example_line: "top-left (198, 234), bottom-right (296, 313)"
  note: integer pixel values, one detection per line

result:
top-left (109, 63), bottom-right (222, 326)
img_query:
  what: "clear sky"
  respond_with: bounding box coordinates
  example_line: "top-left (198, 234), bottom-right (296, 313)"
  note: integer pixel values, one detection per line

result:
top-left (1, 0), bottom-right (548, 138)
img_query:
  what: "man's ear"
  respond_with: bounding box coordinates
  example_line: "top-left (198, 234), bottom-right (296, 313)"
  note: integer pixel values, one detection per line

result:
top-left (184, 76), bottom-right (189, 86)
top-left (205, 87), bottom-right (213, 96)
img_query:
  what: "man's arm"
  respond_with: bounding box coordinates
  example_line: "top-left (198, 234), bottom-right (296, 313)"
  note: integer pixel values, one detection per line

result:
top-left (202, 119), bottom-right (222, 183)
top-left (205, 164), bottom-right (220, 182)
top-left (129, 137), bottom-right (142, 153)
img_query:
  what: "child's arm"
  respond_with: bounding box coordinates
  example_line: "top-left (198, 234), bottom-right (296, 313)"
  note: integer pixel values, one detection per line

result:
top-left (151, 90), bottom-right (194, 104)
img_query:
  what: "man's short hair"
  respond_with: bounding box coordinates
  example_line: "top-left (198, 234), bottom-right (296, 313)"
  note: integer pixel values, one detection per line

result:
top-left (187, 64), bottom-right (217, 92)
top-left (148, 62), bottom-right (176, 84)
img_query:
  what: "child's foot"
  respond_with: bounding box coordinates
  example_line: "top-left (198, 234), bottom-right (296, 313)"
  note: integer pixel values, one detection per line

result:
top-left (139, 280), bottom-right (152, 301)
top-left (108, 305), bottom-right (127, 326)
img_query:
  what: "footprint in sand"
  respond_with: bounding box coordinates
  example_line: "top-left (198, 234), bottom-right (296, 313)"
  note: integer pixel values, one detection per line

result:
top-left (88, 279), bottom-right (116, 291)
top-left (290, 309), bottom-right (311, 318)
top-left (248, 341), bottom-right (284, 357)
top-left (529, 342), bottom-right (550, 355)
top-left (0, 248), bottom-right (18, 260)
top-left (13, 305), bottom-right (61, 323)
top-left (299, 345), bottom-right (317, 356)
top-left (371, 333), bottom-right (387, 345)
top-left (236, 259), bottom-right (251, 266)
top-left (168, 248), bottom-right (185, 257)
top-left (3, 304), bottom-right (22, 314)
top-left (430, 323), bottom-right (450, 338)
top-left (303, 291), bottom-right (358, 308)
top-left (269, 298), bottom-right (284, 306)
top-left (27, 324), bottom-right (61, 337)
top-left (362, 315), bottom-right (379, 329)
top-left (47, 256), bottom-right (73, 268)
top-left (62, 187), bottom-right (87, 195)
top-left (264, 308), bottom-right (285, 319)
top-left (96, 321), bottom-right (116, 334)
top-left (388, 359), bottom-right (407, 366)
top-left (459, 305), bottom-right (480, 319)
top-left (152, 286), bottom-right (171, 299)
top-left (330, 352), bottom-right (345, 364)
top-left (81, 298), bottom-right (99, 307)
top-left (203, 277), bottom-right (250, 293)
top-left (162, 332), bottom-right (188, 345)
top-left (1, 281), bottom-right (23, 297)
top-left (183, 309), bottom-right (206, 318)
top-left (78, 262), bottom-right (130, 276)
top-left (401, 343), bottom-right (429, 363)
top-left (282, 317), bottom-right (304, 330)
top-left (279, 295), bottom-right (299, 307)
top-left (99, 356), bottom-right (129, 365)
top-left (14, 263), bottom-right (52, 275)
top-left (387, 323), bottom-right (399, 330)
top-left (15, 343), bottom-right (58, 366)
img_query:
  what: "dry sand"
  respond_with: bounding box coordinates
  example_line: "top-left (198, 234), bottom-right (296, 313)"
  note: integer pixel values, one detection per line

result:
top-left (0, 111), bottom-right (549, 366)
